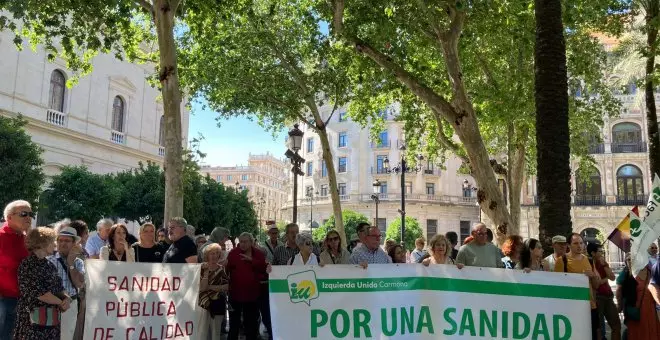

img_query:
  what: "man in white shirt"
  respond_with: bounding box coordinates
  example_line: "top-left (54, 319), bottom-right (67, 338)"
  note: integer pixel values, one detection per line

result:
top-left (544, 235), bottom-right (567, 271)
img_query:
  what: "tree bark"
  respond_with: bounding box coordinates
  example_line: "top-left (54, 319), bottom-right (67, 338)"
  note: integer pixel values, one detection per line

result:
top-left (153, 0), bottom-right (184, 225)
top-left (534, 0), bottom-right (572, 253)
top-left (507, 123), bottom-right (527, 235)
top-left (316, 127), bottom-right (347, 248)
top-left (645, 2), bottom-right (660, 177)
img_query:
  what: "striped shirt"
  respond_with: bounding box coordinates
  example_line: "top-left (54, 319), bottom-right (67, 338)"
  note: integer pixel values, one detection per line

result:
top-left (47, 252), bottom-right (85, 297)
top-left (349, 243), bottom-right (392, 264)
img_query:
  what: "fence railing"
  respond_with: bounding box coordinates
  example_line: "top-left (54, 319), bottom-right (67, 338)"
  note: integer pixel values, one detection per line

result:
top-left (46, 109), bottom-right (67, 127)
top-left (111, 131), bottom-right (125, 145)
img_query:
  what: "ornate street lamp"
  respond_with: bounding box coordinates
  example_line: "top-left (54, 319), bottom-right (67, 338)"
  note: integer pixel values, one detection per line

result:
top-left (371, 180), bottom-right (381, 227)
top-left (285, 124), bottom-right (305, 223)
top-left (306, 187), bottom-right (319, 232)
top-left (384, 144), bottom-right (424, 247)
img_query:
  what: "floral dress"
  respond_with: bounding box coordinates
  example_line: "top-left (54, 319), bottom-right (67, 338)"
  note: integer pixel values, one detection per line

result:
top-left (13, 254), bottom-right (64, 340)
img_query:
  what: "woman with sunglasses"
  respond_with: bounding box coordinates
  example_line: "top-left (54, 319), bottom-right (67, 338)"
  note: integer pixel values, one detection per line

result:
top-left (288, 233), bottom-right (318, 265)
top-left (319, 230), bottom-right (350, 265)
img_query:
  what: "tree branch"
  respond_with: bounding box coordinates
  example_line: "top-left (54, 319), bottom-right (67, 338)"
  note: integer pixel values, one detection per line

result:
top-left (324, 85), bottom-right (342, 127)
top-left (432, 113), bottom-right (468, 163)
top-left (328, 0), bottom-right (345, 35)
top-left (169, 0), bottom-right (182, 12)
top-left (134, 0), bottom-right (153, 12)
top-left (476, 52), bottom-right (500, 91)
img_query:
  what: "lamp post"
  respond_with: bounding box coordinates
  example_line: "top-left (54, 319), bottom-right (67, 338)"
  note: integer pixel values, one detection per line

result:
top-left (285, 124), bottom-right (304, 224)
top-left (383, 144), bottom-right (423, 247)
top-left (306, 187), bottom-right (318, 232)
top-left (463, 179), bottom-right (481, 222)
top-left (371, 180), bottom-right (381, 227)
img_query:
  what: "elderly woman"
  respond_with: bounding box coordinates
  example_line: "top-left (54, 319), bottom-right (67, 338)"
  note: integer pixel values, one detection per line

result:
top-left (100, 224), bottom-right (135, 262)
top-left (289, 233), bottom-right (318, 265)
top-left (388, 244), bottom-right (407, 264)
top-left (501, 235), bottom-right (523, 269)
top-left (14, 227), bottom-right (72, 340)
top-left (422, 234), bottom-right (454, 266)
top-left (516, 238), bottom-right (546, 271)
top-left (198, 243), bottom-right (229, 340)
top-left (319, 230), bottom-right (350, 265)
top-left (132, 222), bottom-right (166, 263)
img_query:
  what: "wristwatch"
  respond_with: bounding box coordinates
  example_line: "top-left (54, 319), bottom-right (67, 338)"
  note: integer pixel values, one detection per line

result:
top-left (69, 265), bottom-right (75, 270)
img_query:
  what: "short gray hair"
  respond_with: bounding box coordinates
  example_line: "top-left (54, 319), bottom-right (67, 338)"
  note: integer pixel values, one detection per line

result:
top-left (285, 223), bottom-right (299, 234)
top-left (3, 200), bottom-right (31, 220)
top-left (186, 225), bottom-right (196, 238)
top-left (53, 218), bottom-right (71, 234)
top-left (96, 218), bottom-right (113, 231)
top-left (168, 217), bottom-right (188, 229)
top-left (295, 233), bottom-right (313, 247)
top-left (238, 232), bottom-right (254, 243)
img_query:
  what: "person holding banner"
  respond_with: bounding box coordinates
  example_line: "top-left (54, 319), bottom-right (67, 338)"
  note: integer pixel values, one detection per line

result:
top-left (14, 227), bottom-right (71, 340)
top-left (198, 243), bottom-right (229, 340)
top-left (100, 224), bottom-right (135, 262)
top-left (544, 235), bottom-right (567, 272)
top-left (289, 233), bottom-right (318, 265)
top-left (421, 234), bottom-right (454, 265)
top-left (163, 217), bottom-right (198, 264)
top-left (349, 223), bottom-right (392, 266)
top-left (319, 230), bottom-right (350, 265)
top-left (516, 238), bottom-right (545, 271)
top-left (388, 244), bottom-right (407, 264)
top-left (501, 235), bottom-right (523, 269)
top-left (132, 222), bottom-right (166, 263)
top-left (616, 254), bottom-right (660, 339)
top-left (455, 223), bottom-right (502, 268)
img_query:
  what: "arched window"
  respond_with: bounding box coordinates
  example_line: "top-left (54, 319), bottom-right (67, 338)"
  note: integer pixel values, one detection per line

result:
top-left (612, 122), bottom-right (644, 153)
top-left (576, 168), bottom-right (602, 205)
top-left (158, 115), bottom-right (165, 146)
top-left (617, 165), bottom-right (645, 205)
top-left (49, 70), bottom-right (66, 112)
top-left (111, 96), bottom-right (125, 132)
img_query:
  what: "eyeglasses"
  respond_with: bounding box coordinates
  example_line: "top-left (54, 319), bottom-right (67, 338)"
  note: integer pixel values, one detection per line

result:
top-left (367, 234), bottom-right (382, 239)
top-left (16, 211), bottom-right (35, 218)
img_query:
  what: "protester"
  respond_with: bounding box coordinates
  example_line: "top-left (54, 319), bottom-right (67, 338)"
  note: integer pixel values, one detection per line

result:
top-left (163, 217), bottom-right (198, 263)
top-left (555, 233), bottom-right (600, 340)
top-left (69, 220), bottom-right (90, 259)
top-left (649, 261), bottom-right (660, 322)
top-left (288, 233), bottom-right (318, 265)
top-left (195, 234), bottom-right (208, 249)
top-left (86, 219), bottom-right (112, 259)
top-left (0, 200), bottom-right (32, 339)
top-left (455, 223), bottom-right (502, 268)
top-left (273, 223), bottom-right (300, 265)
top-left (157, 227), bottom-right (167, 243)
top-left (649, 243), bottom-right (658, 267)
top-left (132, 222), bottom-right (166, 263)
top-left (100, 224), bottom-right (136, 262)
top-left (388, 244), bottom-right (407, 264)
top-left (410, 238), bottom-right (427, 263)
top-left (48, 226), bottom-right (85, 339)
top-left (616, 254), bottom-right (660, 339)
top-left (516, 238), bottom-right (545, 271)
top-left (68, 220), bottom-right (88, 340)
top-left (261, 225), bottom-right (282, 264)
top-left (384, 239), bottom-right (396, 252)
top-left (586, 243), bottom-right (620, 340)
top-left (14, 227), bottom-right (70, 340)
top-left (544, 235), bottom-right (567, 272)
top-left (422, 234), bottom-right (455, 266)
top-left (350, 223), bottom-right (392, 266)
top-left (462, 235), bottom-right (474, 245)
top-left (226, 232), bottom-right (269, 340)
top-left (501, 235), bottom-right (523, 269)
top-left (445, 231), bottom-right (459, 260)
top-left (257, 226), bottom-right (278, 339)
top-left (319, 230), bottom-right (350, 265)
top-left (187, 225), bottom-right (196, 239)
top-left (198, 243), bottom-right (229, 340)
top-left (199, 227), bottom-right (230, 262)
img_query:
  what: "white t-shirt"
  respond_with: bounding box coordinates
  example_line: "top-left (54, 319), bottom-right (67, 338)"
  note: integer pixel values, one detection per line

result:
top-left (544, 254), bottom-right (558, 272)
top-left (290, 253), bottom-right (318, 265)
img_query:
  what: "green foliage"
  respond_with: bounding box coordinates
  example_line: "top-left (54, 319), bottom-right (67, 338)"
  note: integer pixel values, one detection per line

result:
top-left (313, 210), bottom-right (368, 242)
top-left (42, 166), bottom-right (120, 228)
top-left (385, 217), bottom-right (423, 252)
top-left (114, 161), bottom-right (165, 225)
top-left (0, 115), bottom-right (45, 212)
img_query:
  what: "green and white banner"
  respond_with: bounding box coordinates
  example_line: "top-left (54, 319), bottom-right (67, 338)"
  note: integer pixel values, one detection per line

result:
top-left (269, 264), bottom-right (590, 340)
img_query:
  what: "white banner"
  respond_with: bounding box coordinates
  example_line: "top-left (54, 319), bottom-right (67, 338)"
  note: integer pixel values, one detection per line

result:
top-left (269, 264), bottom-right (591, 340)
top-left (83, 260), bottom-right (201, 340)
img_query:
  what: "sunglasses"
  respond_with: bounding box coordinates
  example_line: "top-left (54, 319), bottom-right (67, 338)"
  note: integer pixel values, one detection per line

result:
top-left (328, 237), bottom-right (340, 242)
top-left (16, 211), bottom-right (35, 218)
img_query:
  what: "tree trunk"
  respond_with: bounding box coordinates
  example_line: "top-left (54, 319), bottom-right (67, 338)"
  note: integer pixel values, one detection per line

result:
top-left (646, 3), bottom-right (660, 177)
top-left (153, 0), bottom-right (184, 225)
top-left (534, 0), bottom-right (572, 254)
top-left (316, 127), bottom-right (347, 248)
top-left (507, 123), bottom-right (527, 236)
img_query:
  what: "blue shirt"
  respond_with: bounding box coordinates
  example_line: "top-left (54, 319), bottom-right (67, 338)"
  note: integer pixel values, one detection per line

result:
top-left (85, 233), bottom-right (106, 258)
top-left (47, 252), bottom-right (85, 297)
top-left (349, 244), bottom-right (392, 264)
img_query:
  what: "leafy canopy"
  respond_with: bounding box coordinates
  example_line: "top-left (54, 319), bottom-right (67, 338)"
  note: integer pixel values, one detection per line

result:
top-left (313, 210), bottom-right (368, 242)
top-left (385, 216), bottom-right (423, 252)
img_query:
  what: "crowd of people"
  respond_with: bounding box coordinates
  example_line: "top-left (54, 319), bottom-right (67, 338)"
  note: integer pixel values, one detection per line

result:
top-left (1, 199), bottom-right (660, 340)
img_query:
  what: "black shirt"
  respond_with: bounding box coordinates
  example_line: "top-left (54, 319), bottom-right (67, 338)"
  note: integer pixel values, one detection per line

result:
top-left (133, 243), bottom-right (166, 263)
top-left (162, 236), bottom-right (197, 263)
top-left (108, 250), bottom-right (126, 262)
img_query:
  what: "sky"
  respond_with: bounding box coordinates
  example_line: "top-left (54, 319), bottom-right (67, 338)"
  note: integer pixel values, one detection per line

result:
top-left (188, 100), bottom-right (287, 167)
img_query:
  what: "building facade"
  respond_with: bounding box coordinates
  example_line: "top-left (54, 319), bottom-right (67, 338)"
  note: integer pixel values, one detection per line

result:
top-left (200, 153), bottom-right (289, 224)
top-left (0, 30), bottom-right (189, 179)
top-left (281, 105), bottom-right (480, 242)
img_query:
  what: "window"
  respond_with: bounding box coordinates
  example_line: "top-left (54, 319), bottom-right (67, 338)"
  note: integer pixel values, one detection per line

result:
top-left (49, 70), bottom-right (66, 112)
top-left (227, 175), bottom-right (232, 180)
top-left (241, 174), bottom-right (248, 181)
top-left (338, 157), bottom-right (347, 173)
top-left (321, 160), bottom-right (328, 177)
top-left (380, 182), bottom-right (388, 194)
top-left (216, 175), bottom-right (222, 182)
top-left (307, 162), bottom-right (313, 176)
top-left (576, 167), bottom-right (602, 205)
top-left (339, 111), bottom-right (348, 122)
top-left (338, 132), bottom-right (348, 147)
top-left (405, 182), bottom-right (413, 195)
top-left (426, 183), bottom-right (435, 195)
top-left (498, 179), bottom-right (507, 206)
top-left (320, 184), bottom-right (328, 197)
top-left (427, 219), bottom-right (438, 239)
top-left (376, 218), bottom-right (387, 233)
top-left (158, 115), bottom-right (165, 146)
top-left (617, 165), bottom-right (645, 205)
top-left (307, 138), bottom-right (314, 153)
top-left (459, 221), bottom-right (471, 244)
top-left (111, 96), bottom-right (125, 132)
top-left (338, 183), bottom-right (347, 196)
top-left (612, 123), bottom-right (644, 153)
top-left (376, 155), bottom-right (387, 174)
top-left (378, 131), bottom-right (388, 147)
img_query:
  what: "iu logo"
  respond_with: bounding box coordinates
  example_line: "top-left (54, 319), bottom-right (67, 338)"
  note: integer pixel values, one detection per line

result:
top-left (286, 270), bottom-right (319, 306)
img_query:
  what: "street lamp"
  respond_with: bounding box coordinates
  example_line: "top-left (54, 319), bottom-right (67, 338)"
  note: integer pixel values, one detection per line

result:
top-left (371, 180), bottom-right (381, 228)
top-left (285, 124), bottom-right (305, 224)
top-left (306, 187), bottom-right (318, 232)
top-left (463, 179), bottom-right (481, 222)
top-left (383, 144), bottom-right (424, 247)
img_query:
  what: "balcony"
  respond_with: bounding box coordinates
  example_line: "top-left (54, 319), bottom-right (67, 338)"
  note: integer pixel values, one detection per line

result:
top-left (111, 131), bottom-right (125, 144)
top-left (524, 194), bottom-right (648, 206)
top-left (587, 143), bottom-right (605, 154)
top-left (361, 193), bottom-right (477, 205)
top-left (611, 142), bottom-right (647, 153)
top-left (371, 139), bottom-right (391, 149)
top-left (616, 194), bottom-right (648, 206)
top-left (158, 146), bottom-right (165, 157)
top-left (370, 166), bottom-right (389, 174)
top-left (423, 168), bottom-right (441, 176)
top-left (574, 195), bottom-right (606, 206)
top-left (46, 109), bottom-right (67, 127)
